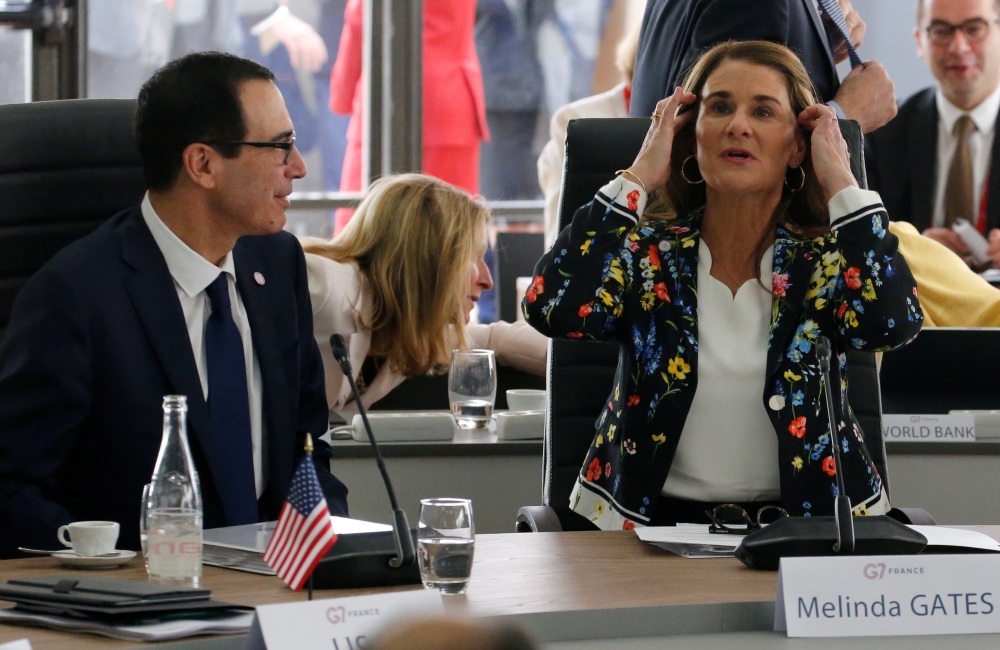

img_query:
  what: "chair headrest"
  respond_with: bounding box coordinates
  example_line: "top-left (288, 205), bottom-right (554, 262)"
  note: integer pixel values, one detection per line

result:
top-left (0, 99), bottom-right (141, 174)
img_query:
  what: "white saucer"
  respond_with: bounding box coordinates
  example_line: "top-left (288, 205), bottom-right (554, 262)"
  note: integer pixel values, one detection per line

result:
top-left (52, 549), bottom-right (136, 569)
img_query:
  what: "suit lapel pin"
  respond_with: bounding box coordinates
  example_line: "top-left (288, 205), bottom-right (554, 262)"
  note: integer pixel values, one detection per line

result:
top-left (254, 272), bottom-right (265, 286)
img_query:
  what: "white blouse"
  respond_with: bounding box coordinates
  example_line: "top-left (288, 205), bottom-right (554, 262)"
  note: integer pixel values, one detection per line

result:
top-left (661, 240), bottom-right (780, 502)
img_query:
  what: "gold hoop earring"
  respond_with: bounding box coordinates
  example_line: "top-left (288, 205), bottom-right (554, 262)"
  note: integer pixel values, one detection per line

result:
top-left (785, 166), bottom-right (806, 193)
top-left (680, 155), bottom-right (704, 185)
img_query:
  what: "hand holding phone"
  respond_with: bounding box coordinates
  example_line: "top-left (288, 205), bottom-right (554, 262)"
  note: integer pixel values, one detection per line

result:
top-left (952, 219), bottom-right (991, 264)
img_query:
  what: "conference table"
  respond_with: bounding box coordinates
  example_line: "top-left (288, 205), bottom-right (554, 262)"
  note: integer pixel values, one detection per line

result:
top-left (3, 528), bottom-right (1000, 650)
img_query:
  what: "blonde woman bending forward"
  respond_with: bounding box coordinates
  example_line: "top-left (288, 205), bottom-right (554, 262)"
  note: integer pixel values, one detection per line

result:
top-left (304, 174), bottom-right (548, 411)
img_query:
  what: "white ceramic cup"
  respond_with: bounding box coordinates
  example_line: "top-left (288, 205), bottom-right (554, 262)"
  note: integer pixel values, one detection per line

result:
top-left (57, 521), bottom-right (120, 557)
top-left (507, 389), bottom-right (546, 412)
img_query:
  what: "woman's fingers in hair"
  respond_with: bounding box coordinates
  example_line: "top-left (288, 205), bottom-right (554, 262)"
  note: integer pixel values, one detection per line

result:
top-left (799, 103), bottom-right (858, 201)
top-left (796, 103), bottom-right (837, 131)
top-left (660, 86), bottom-right (698, 121)
top-left (800, 104), bottom-right (849, 164)
top-left (631, 88), bottom-right (697, 190)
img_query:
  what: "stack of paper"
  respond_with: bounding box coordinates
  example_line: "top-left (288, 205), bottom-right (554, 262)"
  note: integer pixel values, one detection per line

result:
top-left (634, 523), bottom-right (1000, 559)
top-left (910, 525), bottom-right (1000, 553)
top-left (634, 524), bottom-right (741, 558)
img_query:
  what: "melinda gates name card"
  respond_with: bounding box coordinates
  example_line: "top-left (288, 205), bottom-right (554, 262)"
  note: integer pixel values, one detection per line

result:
top-left (775, 554), bottom-right (1000, 637)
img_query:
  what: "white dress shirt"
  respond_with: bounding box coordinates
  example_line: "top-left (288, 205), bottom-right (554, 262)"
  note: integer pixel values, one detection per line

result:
top-left (140, 193), bottom-right (267, 498)
top-left (932, 83), bottom-right (1000, 228)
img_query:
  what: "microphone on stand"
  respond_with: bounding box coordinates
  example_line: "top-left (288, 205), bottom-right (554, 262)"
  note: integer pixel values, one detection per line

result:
top-left (817, 336), bottom-right (855, 554)
top-left (328, 333), bottom-right (415, 569)
top-left (309, 334), bottom-right (420, 588)
top-left (735, 337), bottom-right (927, 570)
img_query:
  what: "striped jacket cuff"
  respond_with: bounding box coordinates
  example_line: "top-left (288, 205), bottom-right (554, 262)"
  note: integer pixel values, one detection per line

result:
top-left (829, 186), bottom-right (885, 232)
top-left (595, 175), bottom-right (647, 224)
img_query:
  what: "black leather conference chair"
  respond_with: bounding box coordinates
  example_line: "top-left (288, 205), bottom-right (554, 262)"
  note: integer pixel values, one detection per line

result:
top-left (516, 117), bottom-right (929, 532)
top-left (0, 99), bottom-right (144, 336)
top-left (494, 231), bottom-right (545, 324)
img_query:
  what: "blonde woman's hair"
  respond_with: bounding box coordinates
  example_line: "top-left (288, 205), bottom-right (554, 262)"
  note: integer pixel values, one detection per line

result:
top-left (302, 174), bottom-right (490, 376)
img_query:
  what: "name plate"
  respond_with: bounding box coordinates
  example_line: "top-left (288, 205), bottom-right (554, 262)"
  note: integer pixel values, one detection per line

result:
top-left (882, 414), bottom-right (975, 442)
top-left (0, 640), bottom-right (32, 650)
top-left (245, 589), bottom-right (444, 650)
top-left (775, 555), bottom-right (1000, 637)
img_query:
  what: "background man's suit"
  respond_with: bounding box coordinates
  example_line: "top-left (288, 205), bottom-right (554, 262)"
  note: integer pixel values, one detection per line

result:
top-left (0, 206), bottom-right (348, 557)
top-left (866, 87), bottom-right (1000, 233)
top-left (629, 0), bottom-right (839, 117)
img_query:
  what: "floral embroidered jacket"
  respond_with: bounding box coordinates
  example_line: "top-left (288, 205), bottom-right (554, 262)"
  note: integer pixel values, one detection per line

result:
top-left (522, 177), bottom-right (923, 531)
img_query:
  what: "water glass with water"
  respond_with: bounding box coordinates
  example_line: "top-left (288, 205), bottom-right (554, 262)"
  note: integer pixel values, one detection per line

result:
top-left (448, 350), bottom-right (496, 429)
top-left (417, 498), bottom-right (474, 595)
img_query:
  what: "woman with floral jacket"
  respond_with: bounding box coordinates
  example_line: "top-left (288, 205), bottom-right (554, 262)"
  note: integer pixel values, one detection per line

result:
top-left (522, 41), bottom-right (923, 531)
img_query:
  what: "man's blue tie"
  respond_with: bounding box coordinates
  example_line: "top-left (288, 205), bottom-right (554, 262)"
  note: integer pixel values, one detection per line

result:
top-left (815, 0), bottom-right (863, 69)
top-left (205, 273), bottom-right (259, 525)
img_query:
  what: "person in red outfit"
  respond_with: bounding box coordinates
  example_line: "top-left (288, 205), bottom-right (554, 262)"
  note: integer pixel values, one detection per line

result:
top-left (329, 0), bottom-right (489, 233)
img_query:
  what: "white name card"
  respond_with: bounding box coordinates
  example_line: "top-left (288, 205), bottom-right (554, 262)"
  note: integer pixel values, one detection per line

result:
top-left (245, 589), bottom-right (444, 650)
top-left (775, 555), bottom-right (1000, 637)
top-left (0, 640), bottom-right (32, 650)
top-left (882, 414), bottom-right (975, 442)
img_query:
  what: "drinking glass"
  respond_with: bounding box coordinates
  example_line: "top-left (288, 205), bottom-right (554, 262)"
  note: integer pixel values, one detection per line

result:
top-left (448, 350), bottom-right (496, 429)
top-left (139, 483), bottom-right (151, 570)
top-left (417, 498), bottom-right (474, 595)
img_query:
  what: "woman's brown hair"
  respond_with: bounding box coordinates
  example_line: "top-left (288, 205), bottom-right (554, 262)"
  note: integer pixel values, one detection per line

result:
top-left (302, 173), bottom-right (489, 376)
top-left (645, 40), bottom-right (830, 240)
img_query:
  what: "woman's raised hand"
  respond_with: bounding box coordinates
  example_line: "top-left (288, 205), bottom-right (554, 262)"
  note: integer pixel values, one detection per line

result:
top-left (626, 87), bottom-right (697, 191)
top-left (797, 104), bottom-right (858, 202)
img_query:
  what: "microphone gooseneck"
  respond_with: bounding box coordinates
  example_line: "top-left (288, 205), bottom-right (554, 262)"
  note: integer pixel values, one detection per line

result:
top-left (733, 341), bottom-right (927, 570)
top-left (329, 334), bottom-right (416, 568)
top-left (817, 336), bottom-right (855, 554)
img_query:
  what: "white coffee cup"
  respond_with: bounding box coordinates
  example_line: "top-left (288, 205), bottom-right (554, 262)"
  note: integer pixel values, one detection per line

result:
top-left (507, 389), bottom-right (546, 412)
top-left (57, 521), bottom-right (120, 557)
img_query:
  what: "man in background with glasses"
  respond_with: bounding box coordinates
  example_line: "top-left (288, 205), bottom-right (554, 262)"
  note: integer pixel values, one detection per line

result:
top-left (0, 52), bottom-right (349, 558)
top-left (867, 0), bottom-right (1000, 270)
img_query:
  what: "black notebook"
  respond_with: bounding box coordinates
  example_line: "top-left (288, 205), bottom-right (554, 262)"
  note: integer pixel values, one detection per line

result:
top-left (0, 575), bottom-right (248, 621)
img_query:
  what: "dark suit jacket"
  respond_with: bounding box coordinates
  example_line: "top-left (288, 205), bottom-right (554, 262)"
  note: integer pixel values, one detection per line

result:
top-left (630, 0), bottom-right (839, 118)
top-left (0, 206), bottom-right (348, 558)
top-left (866, 86), bottom-right (1000, 233)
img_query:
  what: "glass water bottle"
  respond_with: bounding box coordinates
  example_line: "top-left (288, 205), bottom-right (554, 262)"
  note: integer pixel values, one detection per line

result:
top-left (145, 395), bottom-right (203, 587)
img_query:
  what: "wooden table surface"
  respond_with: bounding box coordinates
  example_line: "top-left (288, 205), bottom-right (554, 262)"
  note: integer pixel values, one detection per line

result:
top-left (3, 527), bottom-right (999, 650)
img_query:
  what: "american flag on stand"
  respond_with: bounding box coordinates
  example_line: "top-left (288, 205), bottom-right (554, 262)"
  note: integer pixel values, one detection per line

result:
top-left (263, 455), bottom-right (338, 590)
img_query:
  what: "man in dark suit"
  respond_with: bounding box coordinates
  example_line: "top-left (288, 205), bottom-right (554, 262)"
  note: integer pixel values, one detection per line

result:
top-left (0, 52), bottom-right (349, 558)
top-left (629, 0), bottom-right (898, 134)
top-left (866, 0), bottom-right (1000, 269)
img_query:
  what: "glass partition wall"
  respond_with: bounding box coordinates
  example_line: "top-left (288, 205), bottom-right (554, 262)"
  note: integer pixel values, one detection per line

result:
top-left (0, 0), bottom-right (654, 273)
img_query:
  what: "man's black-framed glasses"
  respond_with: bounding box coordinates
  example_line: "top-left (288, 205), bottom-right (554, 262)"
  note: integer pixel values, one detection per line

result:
top-left (706, 504), bottom-right (789, 535)
top-left (204, 134), bottom-right (296, 165)
top-left (926, 18), bottom-right (1000, 45)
